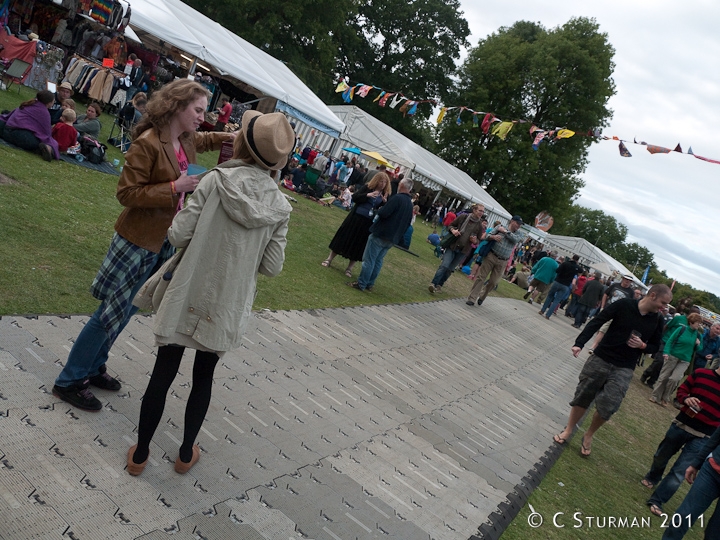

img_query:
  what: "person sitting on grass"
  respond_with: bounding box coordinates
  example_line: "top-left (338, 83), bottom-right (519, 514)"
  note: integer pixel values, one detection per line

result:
top-left (508, 265), bottom-right (531, 290)
top-left (321, 184), bottom-right (353, 209)
top-left (74, 102), bottom-right (102, 140)
top-left (61, 98), bottom-right (76, 112)
top-left (290, 162), bottom-right (307, 191)
top-left (0, 89), bottom-right (59, 161)
top-left (51, 109), bottom-right (78, 153)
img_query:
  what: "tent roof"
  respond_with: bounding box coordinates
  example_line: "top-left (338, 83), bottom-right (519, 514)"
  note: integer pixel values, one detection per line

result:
top-left (128, 0), bottom-right (344, 137)
top-left (329, 106), bottom-right (511, 218)
top-left (543, 234), bottom-right (646, 288)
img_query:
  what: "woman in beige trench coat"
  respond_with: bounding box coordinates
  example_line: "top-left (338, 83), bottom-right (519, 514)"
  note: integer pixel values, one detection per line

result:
top-left (127, 111), bottom-right (294, 476)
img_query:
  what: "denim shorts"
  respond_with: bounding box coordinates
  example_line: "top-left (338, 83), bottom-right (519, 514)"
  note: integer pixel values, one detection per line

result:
top-left (570, 354), bottom-right (634, 420)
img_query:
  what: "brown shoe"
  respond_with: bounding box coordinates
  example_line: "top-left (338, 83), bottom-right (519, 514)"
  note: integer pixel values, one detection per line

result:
top-left (174, 444), bottom-right (200, 474)
top-left (126, 444), bottom-right (148, 476)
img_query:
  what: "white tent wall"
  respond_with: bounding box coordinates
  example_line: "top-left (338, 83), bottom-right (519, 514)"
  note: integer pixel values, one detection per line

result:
top-left (128, 0), bottom-right (344, 137)
top-left (328, 106), bottom-right (512, 221)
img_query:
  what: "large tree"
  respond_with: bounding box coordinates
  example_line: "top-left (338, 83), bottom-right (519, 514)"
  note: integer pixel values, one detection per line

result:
top-left (335, 0), bottom-right (470, 142)
top-left (437, 18), bottom-right (615, 221)
top-left (185, 0), bottom-right (469, 145)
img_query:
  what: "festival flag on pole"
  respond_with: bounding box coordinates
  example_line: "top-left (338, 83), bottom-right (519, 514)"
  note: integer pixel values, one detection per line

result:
top-left (641, 264), bottom-right (650, 284)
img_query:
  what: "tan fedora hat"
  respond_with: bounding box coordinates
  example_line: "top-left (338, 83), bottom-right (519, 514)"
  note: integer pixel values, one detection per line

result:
top-left (241, 111), bottom-right (294, 170)
top-left (58, 81), bottom-right (74, 96)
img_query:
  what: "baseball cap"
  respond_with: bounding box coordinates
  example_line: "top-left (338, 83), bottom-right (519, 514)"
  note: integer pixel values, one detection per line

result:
top-left (511, 215), bottom-right (524, 224)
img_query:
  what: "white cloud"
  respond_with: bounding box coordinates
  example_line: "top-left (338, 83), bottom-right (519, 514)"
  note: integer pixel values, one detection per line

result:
top-left (457, 0), bottom-right (720, 296)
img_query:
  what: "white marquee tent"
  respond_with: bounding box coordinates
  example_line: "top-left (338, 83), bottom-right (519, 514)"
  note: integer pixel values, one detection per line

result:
top-left (542, 234), bottom-right (647, 288)
top-left (127, 0), bottom-right (344, 138)
top-left (328, 106), bottom-right (512, 222)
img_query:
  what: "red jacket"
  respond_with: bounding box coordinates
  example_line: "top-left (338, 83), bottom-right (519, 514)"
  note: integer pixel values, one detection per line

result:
top-left (51, 122), bottom-right (78, 153)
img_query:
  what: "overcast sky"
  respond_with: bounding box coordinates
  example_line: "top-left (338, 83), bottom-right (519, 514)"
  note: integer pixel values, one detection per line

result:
top-left (457, 1), bottom-right (720, 297)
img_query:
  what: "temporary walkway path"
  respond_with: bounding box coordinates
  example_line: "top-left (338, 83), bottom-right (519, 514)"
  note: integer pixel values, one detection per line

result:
top-left (0, 297), bottom-right (582, 539)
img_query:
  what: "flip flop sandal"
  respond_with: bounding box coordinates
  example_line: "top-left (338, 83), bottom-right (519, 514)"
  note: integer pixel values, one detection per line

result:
top-left (345, 270), bottom-right (353, 278)
top-left (553, 434), bottom-right (567, 445)
top-left (649, 504), bottom-right (664, 517)
top-left (580, 437), bottom-right (592, 457)
top-left (640, 479), bottom-right (654, 489)
top-left (321, 260), bottom-right (331, 267)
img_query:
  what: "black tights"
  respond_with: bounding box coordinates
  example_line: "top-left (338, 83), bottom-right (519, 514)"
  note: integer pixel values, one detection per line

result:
top-left (133, 345), bottom-right (219, 464)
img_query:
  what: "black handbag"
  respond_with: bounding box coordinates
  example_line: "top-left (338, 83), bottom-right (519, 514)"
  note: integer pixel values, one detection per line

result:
top-left (79, 136), bottom-right (107, 164)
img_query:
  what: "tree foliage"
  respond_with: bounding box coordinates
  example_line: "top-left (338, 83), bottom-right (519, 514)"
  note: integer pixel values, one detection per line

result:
top-left (437, 18), bottom-right (615, 221)
top-left (552, 205), bottom-right (627, 255)
top-left (185, 0), bottom-right (470, 144)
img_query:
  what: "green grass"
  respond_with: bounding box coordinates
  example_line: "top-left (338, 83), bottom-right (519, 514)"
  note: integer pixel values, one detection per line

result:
top-left (500, 374), bottom-right (705, 540)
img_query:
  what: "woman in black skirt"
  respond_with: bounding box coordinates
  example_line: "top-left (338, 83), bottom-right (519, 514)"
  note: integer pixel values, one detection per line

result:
top-left (321, 172), bottom-right (390, 277)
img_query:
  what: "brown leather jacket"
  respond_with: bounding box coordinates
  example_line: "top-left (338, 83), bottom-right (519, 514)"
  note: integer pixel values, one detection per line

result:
top-left (114, 127), bottom-right (230, 252)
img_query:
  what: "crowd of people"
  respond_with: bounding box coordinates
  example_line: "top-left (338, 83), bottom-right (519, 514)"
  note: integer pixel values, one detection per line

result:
top-left (8, 76), bottom-right (715, 537)
top-left (0, 53), bottom-right (158, 163)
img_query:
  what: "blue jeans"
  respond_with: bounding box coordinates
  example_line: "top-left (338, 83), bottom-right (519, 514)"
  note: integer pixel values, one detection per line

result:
top-left (431, 248), bottom-right (466, 287)
top-left (540, 281), bottom-right (570, 318)
top-left (646, 424), bottom-right (708, 507)
top-left (662, 458), bottom-right (720, 539)
top-left (357, 235), bottom-right (394, 290)
top-left (55, 255), bottom-right (162, 388)
top-left (574, 303), bottom-right (593, 326)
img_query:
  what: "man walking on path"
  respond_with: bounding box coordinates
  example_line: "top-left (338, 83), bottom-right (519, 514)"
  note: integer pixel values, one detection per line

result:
top-left (539, 254), bottom-right (583, 319)
top-left (466, 215), bottom-right (524, 306)
top-left (572, 271), bottom-right (605, 328)
top-left (587, 274), bottom-right (635, 351)
top-left (642, 365), bottom-right (720, 517)
top-left (553, 284), bottom-right (671, 457)
top-left (348, 178), bottom-right (414, 292)
top-left (524, 252), bottom-right (558, 304)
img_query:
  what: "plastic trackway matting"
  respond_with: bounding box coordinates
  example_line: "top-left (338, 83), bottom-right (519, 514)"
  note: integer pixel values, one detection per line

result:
top-left (0, 298), bottom-right (582, 540)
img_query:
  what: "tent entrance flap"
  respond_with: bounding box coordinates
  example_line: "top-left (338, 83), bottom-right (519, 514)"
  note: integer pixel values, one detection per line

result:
top-left (276, 101), bottom-right (341, 138)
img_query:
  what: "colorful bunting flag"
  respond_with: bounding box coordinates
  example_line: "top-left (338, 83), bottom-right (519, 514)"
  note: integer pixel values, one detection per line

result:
top-left (618, 141), bottom-right (632, 157)
top-left (356, 85), bottom-right (373, 98)
top-left (491, 121), bottom-right (514, 140)
top-left (646, 145), bottom-right (671, 154)
top-left (389, 94), bottom-right (405, 108)
top-left (481, 113), bottom-right (495, 134)
top-left (378, 92), bottom-right (393, 107)
top-left (436, 107), bottom-right (447, 124)
top-left (532, 131), bottom-right (547, 151)
top-left (334, 75), bottom-right (720, 165)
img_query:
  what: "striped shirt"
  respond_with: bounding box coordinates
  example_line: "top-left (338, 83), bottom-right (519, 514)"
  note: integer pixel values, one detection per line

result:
top-left (676, 368), bottom-right (720, 436)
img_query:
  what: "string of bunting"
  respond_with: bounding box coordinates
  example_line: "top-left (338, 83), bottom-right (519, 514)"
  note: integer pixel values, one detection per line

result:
top-left (335, 78), bottom-right (720, 166)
